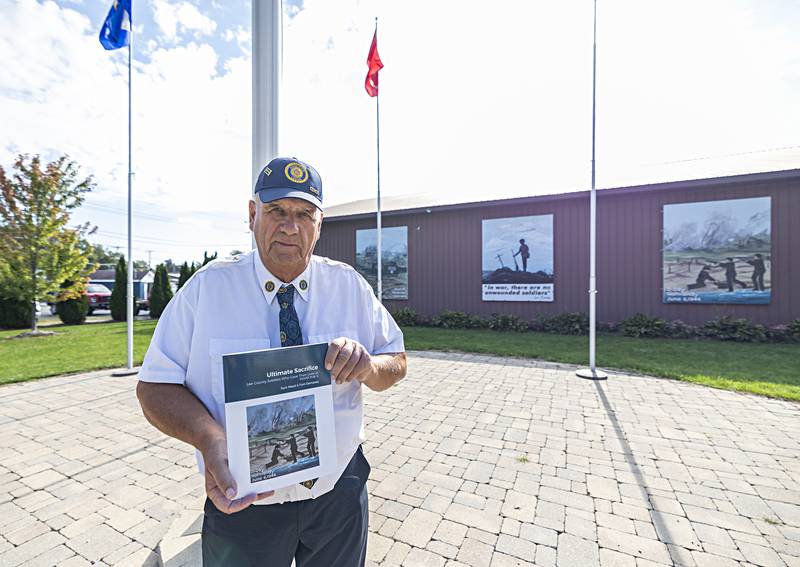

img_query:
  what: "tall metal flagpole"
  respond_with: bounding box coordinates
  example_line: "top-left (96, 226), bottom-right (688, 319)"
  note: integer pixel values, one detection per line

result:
top-left (115, 16), bottom-right (137, 376)
top-left (375, 17), bottom-right (383, 302)
top-left (252, 0), bottom-right (281, 249)
top-left (127, 31), bottom-right (133, 369)
top-left (577, 0), bottom-right (608, 380)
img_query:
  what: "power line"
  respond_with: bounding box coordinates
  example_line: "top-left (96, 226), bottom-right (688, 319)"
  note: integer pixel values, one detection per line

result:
top-left (82, 202), bottom-right (174, 222)
top-left (80, 202), bottom-right (247, 233)
top-left (92, 229), bottom-right (246, 248)
top-left (645, 144), bottom-right (800, 166)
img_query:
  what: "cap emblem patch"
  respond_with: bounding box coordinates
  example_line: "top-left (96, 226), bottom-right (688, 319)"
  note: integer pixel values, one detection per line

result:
top-left (285, 162), bottom-right (309, 184)
top-left (263, 166), bottom-right (272, 176)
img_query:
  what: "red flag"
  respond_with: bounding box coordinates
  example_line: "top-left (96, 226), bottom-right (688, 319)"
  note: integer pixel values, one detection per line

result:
top-left (364, 31), bottom-right (383, 97)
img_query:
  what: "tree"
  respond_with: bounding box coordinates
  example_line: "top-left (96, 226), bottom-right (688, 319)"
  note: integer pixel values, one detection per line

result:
top-left (0, 154), bottom-right (96, 332)
top-left (110, 256), bottom-right (128, 321)
top-left (230, 249), bottom-right (244, 256)
top-left (149, 263), bottom-right (173, 318)
top-left (161, 261), bottom-right (173, 304)
top-left (177, 262), bottom-right (191, 290)
top-left (149, 264), bottom-right (165, 319)
top-left (133, 260), bottom-right (149, 272)
top-left (86, 243), bottom-right (121, 269)
top-left (202, 251), bottom-right (218, 266)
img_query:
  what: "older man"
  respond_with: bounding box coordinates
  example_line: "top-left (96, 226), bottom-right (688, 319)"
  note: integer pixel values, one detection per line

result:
top-left (136, 157), bottom-right (407, 567)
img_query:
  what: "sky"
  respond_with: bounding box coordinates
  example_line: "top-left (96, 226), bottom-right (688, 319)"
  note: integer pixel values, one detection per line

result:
top-left (356, 226), bottom-right (407, 255)
top-left (1, 0), bottom-right (799, 266)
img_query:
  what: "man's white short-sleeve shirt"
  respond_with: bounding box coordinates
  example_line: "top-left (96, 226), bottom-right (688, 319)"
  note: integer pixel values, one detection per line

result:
top-left (139, 250), bottom-right (404, 504)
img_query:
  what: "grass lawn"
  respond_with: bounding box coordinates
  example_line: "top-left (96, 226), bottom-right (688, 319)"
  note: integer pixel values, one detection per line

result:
top-left (0, 320), bottom-right (156, 385)
top-left (403, 327), bottom-right (800, 402)
top-left (1, 321), bottom-right (798, 401)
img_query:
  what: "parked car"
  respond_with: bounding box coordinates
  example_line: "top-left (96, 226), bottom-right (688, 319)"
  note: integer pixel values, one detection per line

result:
top-left (85, 283), bottom-right (112, 315)
top-left (48, 284), bottom-right (145, 316)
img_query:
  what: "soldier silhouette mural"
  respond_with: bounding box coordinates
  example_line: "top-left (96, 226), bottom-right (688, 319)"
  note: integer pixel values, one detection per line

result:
top-left (481, 215), bottom-right (554, 302)
top-left (662, 197), bottom-right (771, 304)
top-left (512, 239), bottom-right (530, 272)
top-left (746, 254), bottom-right (767, 291)
top-left (716, 257), bottom-right (748, 292)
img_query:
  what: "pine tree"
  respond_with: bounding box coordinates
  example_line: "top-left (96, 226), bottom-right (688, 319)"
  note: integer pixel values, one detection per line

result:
top-left (110, 256), bottom-right (128, 321)
top-left (177, 262), bottom-right (190, 290)
top-left (202, 251), bottom-right (218, 266)
top-left (149, 264), bottom-right (166, 319)
top-left (161, 263), bottom-right (173, 303)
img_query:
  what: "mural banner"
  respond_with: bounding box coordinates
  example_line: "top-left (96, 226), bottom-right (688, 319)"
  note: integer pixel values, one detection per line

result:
top-left (663, 197), bottom-right (771, 305)
top-left (355, 226), bottom-right (408, 300)
top-left (482, 214), bottom-right (554, 302)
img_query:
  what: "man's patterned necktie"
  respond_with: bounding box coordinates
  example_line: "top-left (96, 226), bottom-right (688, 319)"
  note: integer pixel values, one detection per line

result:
top-left (278, 285), bottom-right (303, 347)
top-left (277, 284), bottom-right (317, 490)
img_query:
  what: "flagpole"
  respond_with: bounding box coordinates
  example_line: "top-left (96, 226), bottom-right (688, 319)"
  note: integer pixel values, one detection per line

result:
top-left (126, 28), bottom-right (134, 370)
top-left (375, 17), bottom-right (382, 302)
top-left (577, 0), bottom-right (607, 380)
top-left (114, 20), bottom-right (137, 377)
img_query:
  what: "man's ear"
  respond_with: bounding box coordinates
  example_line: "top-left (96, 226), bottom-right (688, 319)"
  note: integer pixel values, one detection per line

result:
top-left (248, 200), bottom-right (256, 231)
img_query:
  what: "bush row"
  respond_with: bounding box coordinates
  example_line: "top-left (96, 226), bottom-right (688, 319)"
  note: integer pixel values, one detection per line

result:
top-left (391, 308), bottom-right (800, 343)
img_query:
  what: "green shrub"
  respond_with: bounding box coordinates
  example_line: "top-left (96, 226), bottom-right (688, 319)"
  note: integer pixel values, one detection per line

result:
top-left (110, 256), bottom-right (128, 322)
top-left (665, 319), bottom-right (698, 339)
top-left (0, 297), bottom-right (31, 329)
top-left (488, 313), bottom-right (528, 332)
top-left (790, 319), bottom-right (800, 341)
top-left (392, 308), bottom-right (418, 326)
top-left (432, 310), bottom-right (473, 329)
top-left (149, 264), bottom-right (171, 319)
top-left (529, 314), bottom-right (548, 332)
top-left (467, 315), bottom-right (489, 329)
top-left (56, 296), bottom-right (88, 325)
top-left (765, 325), bottom-right (793, 343)
top-left (597, 321), bottom-right (618, 333)
top-left (544, 312), bottom-right (589, 335)
top-left (619, 313), bottom-right (669, 338)
top-left (704, 316), bottom-right (766, 342)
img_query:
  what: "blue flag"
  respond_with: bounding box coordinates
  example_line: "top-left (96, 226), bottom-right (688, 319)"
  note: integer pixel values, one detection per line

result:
top-left (99, 0), bottom-right (132, 50)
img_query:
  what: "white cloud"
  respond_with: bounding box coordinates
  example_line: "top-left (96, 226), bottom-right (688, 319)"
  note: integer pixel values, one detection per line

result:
top-left (152, 0), bottom-right (217, 43)
top-left (1, 0), bottom-right (798, 262)
top-left (279, 0), bottom-right (800, 206)
top-left (222, 25), bottom-right (250, 54)
top-left (0, 0), bottom-right (251, 264)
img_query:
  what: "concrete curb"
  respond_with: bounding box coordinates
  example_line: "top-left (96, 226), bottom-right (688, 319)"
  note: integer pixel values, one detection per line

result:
top-left (157, 510), bottom-right (203, 567)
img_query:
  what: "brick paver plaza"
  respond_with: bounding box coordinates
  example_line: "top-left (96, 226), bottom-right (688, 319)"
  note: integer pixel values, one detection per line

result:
top-left (1, 351), bottom-right (799, 566)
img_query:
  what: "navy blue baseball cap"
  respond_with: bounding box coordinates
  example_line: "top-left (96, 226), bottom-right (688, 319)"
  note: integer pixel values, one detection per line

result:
top-left (254, 157), bottom-right (323, 210)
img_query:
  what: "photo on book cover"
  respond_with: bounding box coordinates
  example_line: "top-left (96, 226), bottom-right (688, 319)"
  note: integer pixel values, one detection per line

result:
top-left (247, 394), bottom-right (320, 482)
top-left (222, 342), bottom-right (337, 496)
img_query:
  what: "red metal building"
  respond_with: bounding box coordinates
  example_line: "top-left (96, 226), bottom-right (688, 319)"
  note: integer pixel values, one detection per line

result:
top-left (314, 169), bottom-right (800, 326)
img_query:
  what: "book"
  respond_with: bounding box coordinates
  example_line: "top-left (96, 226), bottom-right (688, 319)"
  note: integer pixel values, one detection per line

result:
top-left (222, 342), bottom-right (337, 497)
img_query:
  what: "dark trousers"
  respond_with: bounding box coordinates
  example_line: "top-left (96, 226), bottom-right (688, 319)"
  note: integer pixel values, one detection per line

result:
top-left (202, 447), bottom-right (370, 567)
top-left (752, 272), bottom-right (765, 291)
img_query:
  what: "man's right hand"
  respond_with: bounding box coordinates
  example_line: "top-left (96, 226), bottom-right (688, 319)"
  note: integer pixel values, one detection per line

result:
top-left (202, 435), bottom-right (274, 514)
top-left (136, 382), bottom-right (275, 513)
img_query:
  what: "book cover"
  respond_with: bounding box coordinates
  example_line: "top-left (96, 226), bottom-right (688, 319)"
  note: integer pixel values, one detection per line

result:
top-left (222, 342), bottom-right (337, 497)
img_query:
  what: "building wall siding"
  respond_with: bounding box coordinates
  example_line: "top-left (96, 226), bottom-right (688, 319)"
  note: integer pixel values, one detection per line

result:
top-left (315, 175), bottom-right (800, 325)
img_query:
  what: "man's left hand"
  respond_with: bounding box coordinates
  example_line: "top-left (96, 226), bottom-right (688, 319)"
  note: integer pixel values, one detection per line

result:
top-left (325, 338), bottom-right (374, 385)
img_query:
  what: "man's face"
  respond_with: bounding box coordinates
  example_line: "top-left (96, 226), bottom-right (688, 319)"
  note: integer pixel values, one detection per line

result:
top-left (249, 197), bottom-right (322, 281)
